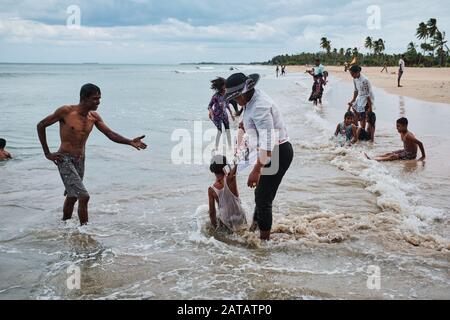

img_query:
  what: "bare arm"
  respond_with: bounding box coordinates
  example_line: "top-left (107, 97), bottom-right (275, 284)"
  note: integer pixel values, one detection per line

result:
top-left (37, 106), bottom-right (69, 164)
top-left (93, 113), bottom-right (147, 150)
top-left (409, 135), bottom-right (426, 160)
top-left (348, 91), bottom-right (358, 110)
top-left (208, 187), bottom-right (218, 229)
top-left (335, 123), bottom-right (340, 136)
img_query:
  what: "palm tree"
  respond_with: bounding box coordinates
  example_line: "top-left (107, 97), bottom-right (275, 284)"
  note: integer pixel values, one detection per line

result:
top-left (345, 48), bottom-right (352, 58)
top-left (364, 36), bottom-right (373, 54)
top-left (320, 37), bottom-right (331, 55)
top-left (427, 18), bottom-right (438, 58)
top-left (333, 48), bottom-right (338, 64)
top-left (427, 18), bottom-right (438, 38)
top-left (432, 30), bottom-right (449, 66)
top-left (416, 22), bottom-right (429, 64)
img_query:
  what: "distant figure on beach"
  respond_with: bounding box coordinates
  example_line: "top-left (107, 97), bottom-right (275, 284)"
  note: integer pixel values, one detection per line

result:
top-left (334, 111), bottom-right (358, 146)
top-left (309, 74), bottom-right (325, 106)
top-left (357, 111), bottom-right (376, 143)
top-left (398, 54), bottom-right (405, 87)
top-left (366, 117), bottom-right (425, 161)
top-left (37, 84), bottom-right (147, 225)
top-left (225, 73), bottom-right (293, 241)
top-left (0, 138), bottom-right (12, 160)
top-left (276, 65), bottom-right (280, 78)
top-left (208, 155), bottom-right (247, 232)
top-left (281, 65), bottom-right (286, 76)
top-left (208, 77), bottom-right (235, 151)
top-left (380, 61), bottom-right (388, 73)
top-left (347, 65), bottom-right (374, 131)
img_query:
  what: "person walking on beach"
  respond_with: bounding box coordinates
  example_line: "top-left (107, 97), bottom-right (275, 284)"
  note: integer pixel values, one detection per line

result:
top-left (37, 84), bottom-right (147, 225)
top-left (398, 55), bottom-right (405, 87)
top-left (276, 65), bottom-right (280, 78)
top-left (208, 77), bottom-right (235, 151)
top-left (0, 138), bottom-right (12, 160)
top-left (366, 117), bottom-right (425, 161)
top-left (347, 65), bottom-right (374, 131)
top-left (380, 61), bottom-right (388, 73)
top-left (225, 73), bottom-right (293, 241)
top-left (281, 65), bottom-right (286, 76)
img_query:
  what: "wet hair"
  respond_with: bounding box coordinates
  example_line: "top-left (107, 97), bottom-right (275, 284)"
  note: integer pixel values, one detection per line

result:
top-left (210, 155), bottom-right (227, 174)
top-left (80, 83), bottom-right (101, 101)
top-left (211, 77), bottom-right (226, 92)
top-left (349, 65), bottom-right (362, 73)
top-left (397, 117), bottom-right (408, 126)
top-left (345, 111), bottom-right (354, 119)
top-left (0, 138), bottom-right (5, 149)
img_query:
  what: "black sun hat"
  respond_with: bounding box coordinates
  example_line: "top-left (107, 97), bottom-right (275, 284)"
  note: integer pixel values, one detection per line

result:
top-left (224, 73), bottom-right (260, 101)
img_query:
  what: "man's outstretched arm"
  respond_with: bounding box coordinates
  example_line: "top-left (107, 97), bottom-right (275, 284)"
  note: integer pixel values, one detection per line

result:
top-left (37, 106), bottom-right (68, 164)
top-left (93, 112), bottom-right (147, 150)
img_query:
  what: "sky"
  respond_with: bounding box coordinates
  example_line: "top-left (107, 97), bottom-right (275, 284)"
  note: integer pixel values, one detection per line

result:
top-left (0, 0), bottom-right (449, 64)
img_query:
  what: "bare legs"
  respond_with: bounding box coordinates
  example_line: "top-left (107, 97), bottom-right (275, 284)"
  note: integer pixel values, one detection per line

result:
top-left (62, 196), bottom-right (89, 225)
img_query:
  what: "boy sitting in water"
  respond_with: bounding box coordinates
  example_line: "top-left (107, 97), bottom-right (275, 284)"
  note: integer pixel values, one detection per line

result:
top-left (335, 111), bottom-right (358, 146)
top-left (0, 138), bottom-right (12, 160)
top-left (208, 155), bottom-right (247, 232)
top-left (357, 111), bottom-right (376, 142)
top-left (366, 117), bottom-right (425, 161)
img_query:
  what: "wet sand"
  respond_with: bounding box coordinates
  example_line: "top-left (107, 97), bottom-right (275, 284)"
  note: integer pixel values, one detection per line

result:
top-left (288, 65), bottom-right (450, 105)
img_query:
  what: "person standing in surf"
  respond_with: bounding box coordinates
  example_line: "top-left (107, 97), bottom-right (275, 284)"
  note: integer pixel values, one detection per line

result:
top-left (225, 73), bottom-right (293, 241)
top-left (208, 77), bottom-right (235, 152)
top-left (347, 65), bottom-right (375, 131)
top-left (37, 84), bottom-right (147, 225)
top-left (398, 54), bottom-right (406, 87)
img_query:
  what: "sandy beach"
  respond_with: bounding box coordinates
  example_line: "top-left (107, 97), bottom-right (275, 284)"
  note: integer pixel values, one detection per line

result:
top-left (288, 66), bottom-right (450, 104)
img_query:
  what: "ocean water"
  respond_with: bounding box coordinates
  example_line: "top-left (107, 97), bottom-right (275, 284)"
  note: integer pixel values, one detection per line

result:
top-left (0, 64), bottom-right (449, 299)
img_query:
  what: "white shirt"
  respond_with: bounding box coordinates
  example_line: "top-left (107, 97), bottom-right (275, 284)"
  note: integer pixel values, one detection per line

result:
top-left (399, 59), bottom-right (405, 72)
top-left (314, 64), bottom-right (325, 76)
top-left (353, 74), bottom-right (375, 113)
top-left (243, 89), bottom-right (289, 151)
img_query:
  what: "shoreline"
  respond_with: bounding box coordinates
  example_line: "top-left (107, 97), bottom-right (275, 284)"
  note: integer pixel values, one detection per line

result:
top-left (287, 65), bottom-right (450, 105)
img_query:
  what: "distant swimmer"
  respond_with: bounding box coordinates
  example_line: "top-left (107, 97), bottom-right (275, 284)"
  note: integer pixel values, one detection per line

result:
top-left (0, 138), bottom-right (12, 160)
top-left (208, 155), bottom-right (247, 233)
top-left (37, 84), bottom-right (147, 225)
top-left (365, 117), bottom-right (425, 161)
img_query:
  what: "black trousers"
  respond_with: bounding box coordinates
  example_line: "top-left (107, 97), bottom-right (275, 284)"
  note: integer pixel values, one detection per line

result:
top-left (253, 142), bottom-right (294, 231)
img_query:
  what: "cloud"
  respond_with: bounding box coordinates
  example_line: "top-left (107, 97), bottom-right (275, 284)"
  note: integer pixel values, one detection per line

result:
top-left (0, 0), bottom-right (449, 63)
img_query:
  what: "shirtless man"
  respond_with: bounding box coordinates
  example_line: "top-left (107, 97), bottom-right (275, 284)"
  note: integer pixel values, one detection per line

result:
top-left (37, 83), bottom-right (147, 225)
top-left (0, 138), bottom-right (12, 160)
top-left (366, 117), bottom-right (425, 161)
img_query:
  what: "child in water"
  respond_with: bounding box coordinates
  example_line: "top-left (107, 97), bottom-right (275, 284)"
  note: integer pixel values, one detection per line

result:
top-left (309, 74), bottom-right (325, 106)
top-left (366, 117), bottom-right (425, 161)
top-left (208, 155), bottom-right (247, 232)
top-left (335, 111), bottom-right (358, 146)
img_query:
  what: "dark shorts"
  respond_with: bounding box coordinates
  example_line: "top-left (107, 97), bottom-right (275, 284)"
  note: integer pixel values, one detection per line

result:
top-left (367, 111), bottom-right (376, 127)
top-left (356, 111), bottom-right (366, 121)
top-left (393, 149), bottom-right (416, 160)
top-left (57, 154), bottom-right (89, 198)
top-left (358, 129), bottom-right (371, 141)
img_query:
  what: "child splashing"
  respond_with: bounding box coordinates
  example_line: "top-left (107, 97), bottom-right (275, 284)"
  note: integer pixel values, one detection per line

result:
top-left (208, 155), bottom-right (247, 233)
